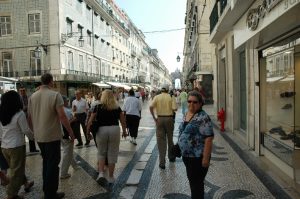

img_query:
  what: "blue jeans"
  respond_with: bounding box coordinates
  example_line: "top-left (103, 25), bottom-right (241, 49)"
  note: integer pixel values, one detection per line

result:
top-left (38, 140), bottom-right (61, 199)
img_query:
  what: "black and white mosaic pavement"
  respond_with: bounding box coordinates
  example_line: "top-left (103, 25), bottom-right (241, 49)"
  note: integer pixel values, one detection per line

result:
top-left (0, 102), bottom-right (295, 198)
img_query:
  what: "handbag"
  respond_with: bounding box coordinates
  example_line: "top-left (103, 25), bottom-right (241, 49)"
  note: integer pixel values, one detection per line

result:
top-left (171, 143), bottom-right (181, 158)
top-left (90, 104), bottom-right (100, 137)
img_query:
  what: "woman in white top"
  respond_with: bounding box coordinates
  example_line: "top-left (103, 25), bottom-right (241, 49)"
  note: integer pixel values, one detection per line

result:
top-left (0, 90), bottom-right (35, 199)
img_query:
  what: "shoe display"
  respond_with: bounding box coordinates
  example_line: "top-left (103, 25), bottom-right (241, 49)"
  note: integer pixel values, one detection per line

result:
top-left (280, 92), bottom-right (296, 98)
top-left (24, 181), bottom-right (34, 192)
top-left (269, 126), bottom-right (287, 136)
top-left (282, 103), bottom-right (292, 109)
top-left (269, 126), bottom-right (282, 134)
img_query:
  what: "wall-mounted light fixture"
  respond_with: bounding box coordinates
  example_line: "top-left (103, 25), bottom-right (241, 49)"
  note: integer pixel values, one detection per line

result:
top-left (61, 32), bottom-right (84, 47)
top-left (34, 43), bottom-right (48, 58)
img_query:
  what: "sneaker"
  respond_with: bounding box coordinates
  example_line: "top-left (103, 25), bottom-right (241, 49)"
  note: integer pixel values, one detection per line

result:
top-left (133, 140), bottom-right (137, 145)
top-left (96, 172), bottom-right (106, 184)
top-left (107, 176), bottom-right (115, 184)
top-left (84, 141), bottom-right (90, 146)
top-left (60, 174), bottom-right (71, 179)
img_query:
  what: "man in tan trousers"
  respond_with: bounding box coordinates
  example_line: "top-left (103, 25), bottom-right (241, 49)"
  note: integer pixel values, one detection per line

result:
top-left (150, 85), bottom-right (177, 169)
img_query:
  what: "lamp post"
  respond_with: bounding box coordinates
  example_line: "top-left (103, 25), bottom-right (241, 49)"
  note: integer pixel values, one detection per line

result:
top-left (176, 55), bottom-right (181, 62)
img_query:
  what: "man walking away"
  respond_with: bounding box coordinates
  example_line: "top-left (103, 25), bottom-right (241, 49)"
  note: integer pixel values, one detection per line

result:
top-left (122, 89), bottom-right (142, 145)
top-left (28, 73), bottom-right (75, 199)
top-left (150, 84), bottom-right (177, 169)
top-left (19, 86), bottom-right (39, 153)
top-left (72, 90), bottom-right (89, 147)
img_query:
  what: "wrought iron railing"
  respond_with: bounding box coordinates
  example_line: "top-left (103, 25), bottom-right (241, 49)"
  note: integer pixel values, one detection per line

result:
top-left (95, 0), bottom-right (130, 35)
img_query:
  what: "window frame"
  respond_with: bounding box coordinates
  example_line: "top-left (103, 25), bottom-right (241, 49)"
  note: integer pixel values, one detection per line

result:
top-left (28, 13), bottom-right (41, 34)
top-left (0, 16), bottom-right (12, 36)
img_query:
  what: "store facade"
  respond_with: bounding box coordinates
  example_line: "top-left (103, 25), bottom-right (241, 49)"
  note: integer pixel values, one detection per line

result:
top-left (233, 0), bottom-right (300, 182)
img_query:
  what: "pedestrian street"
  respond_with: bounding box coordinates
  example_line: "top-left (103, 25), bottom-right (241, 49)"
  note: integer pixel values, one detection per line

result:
top-left (0, 100), bottom-right (296, 199)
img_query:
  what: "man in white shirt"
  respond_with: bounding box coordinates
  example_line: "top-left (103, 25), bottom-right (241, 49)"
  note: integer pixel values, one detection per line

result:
top-left (72, 90), bottom-right (89, 147)
top-left (122, 89), bottom-right (142, 145)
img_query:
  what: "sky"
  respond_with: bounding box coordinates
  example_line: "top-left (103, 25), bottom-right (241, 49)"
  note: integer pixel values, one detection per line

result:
top-left (114, 0), bottom-right (187, 73)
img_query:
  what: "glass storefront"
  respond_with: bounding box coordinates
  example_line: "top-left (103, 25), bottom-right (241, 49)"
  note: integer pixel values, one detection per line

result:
top-left (260, 34), bottom-right (300, 167)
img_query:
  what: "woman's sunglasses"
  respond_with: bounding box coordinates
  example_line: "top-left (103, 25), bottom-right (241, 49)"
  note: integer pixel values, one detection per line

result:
top-left (187, 100), bottom-right (199, 104)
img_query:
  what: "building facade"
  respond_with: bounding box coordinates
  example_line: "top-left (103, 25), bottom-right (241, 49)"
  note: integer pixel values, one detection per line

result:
top-left (209, 0), bottom-right (300, 184)
top-left (0, 0), bottom-right (171, 96)
top-left (183, 0), bottom-right (215, 104)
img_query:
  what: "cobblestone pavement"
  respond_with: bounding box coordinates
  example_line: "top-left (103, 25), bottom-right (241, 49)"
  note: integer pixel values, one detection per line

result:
top-left (0, 100), bottom-right (296, 199)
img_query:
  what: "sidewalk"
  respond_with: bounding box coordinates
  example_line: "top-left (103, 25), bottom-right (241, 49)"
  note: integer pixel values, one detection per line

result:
top-left (0, 100), bottom-right (298, 198)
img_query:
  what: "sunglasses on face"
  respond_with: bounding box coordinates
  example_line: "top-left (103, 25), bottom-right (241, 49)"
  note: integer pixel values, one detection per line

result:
top-left (187, 100), bottom-right (199, 104)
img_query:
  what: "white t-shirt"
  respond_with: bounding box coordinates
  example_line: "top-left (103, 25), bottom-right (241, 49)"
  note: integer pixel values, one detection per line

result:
top-left (122, 96), bottom-right (142, 117)
top-left (1, 111), bottom-right (34, 149)
top-left (72, 98), bottom-right (88, 114)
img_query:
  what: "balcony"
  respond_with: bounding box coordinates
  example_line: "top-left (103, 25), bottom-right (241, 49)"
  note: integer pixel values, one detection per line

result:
top-left (209, 2), bottom-right (219, 34)
top-left (209, 0), bottom-right (256, 43)
top-left (91, 0), bottom-right (130, 36)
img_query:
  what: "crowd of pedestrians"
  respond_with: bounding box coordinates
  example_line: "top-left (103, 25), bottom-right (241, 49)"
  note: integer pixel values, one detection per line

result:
top-left (0, 72), bottom-right (213, 199)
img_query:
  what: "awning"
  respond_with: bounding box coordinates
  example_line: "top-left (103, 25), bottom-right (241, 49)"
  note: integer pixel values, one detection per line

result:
top-left (92, 82), bottom-right (111, 88)
top-left (106, 82), bottom-right (131, 90)
top-left (0, 76), bottom-right (18, 82)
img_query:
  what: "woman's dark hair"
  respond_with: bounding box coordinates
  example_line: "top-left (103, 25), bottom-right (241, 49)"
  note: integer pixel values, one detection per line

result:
top-left (0, 90), bottom-right (23, 126)
top-left (188, 90), bottom-right (203, 104)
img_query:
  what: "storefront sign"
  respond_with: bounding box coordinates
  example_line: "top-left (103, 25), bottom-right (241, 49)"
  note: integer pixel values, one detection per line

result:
top-left (247, 0), bottom-right (283, 31)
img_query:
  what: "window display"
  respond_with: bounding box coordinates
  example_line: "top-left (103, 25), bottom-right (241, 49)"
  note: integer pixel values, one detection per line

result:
top-left (260, 35), bottom-right (300, 164)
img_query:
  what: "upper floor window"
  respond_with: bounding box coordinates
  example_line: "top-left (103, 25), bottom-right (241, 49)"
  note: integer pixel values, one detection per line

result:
top-left (66, 18), bottom-right (73, 35)
top-left (76, 0), bottom-right (82, 13)
top-left (1, 52), bottom-right (13, 77)
top-left (68, 51), bottom-right (74, 70)
top-left (0, 16), bottom-right (12, 36)
top-left (28, 13), bottom-right (41, 34)
top-left (79, 54), bottom-right (84, 72)
top-left (87, 30), bottom-right (92, 46)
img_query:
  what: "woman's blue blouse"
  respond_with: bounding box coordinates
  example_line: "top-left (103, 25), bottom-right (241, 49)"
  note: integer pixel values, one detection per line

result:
top-left (178, 110), bottom-right (214, 157)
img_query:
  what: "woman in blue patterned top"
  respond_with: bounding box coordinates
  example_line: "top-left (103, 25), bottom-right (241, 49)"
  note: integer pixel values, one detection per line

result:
top-left (178, 91), bottom-right (214, 199)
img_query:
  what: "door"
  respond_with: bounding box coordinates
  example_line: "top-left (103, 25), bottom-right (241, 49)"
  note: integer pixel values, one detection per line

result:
top-left (240, 51), bottom-right (247, 131)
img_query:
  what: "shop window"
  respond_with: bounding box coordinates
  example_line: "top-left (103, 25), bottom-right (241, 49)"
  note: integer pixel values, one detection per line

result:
top-left (260, 36), bottom-right (300, 166)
